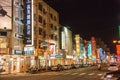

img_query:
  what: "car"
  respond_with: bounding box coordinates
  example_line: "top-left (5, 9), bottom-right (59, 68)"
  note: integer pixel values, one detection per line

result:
top-left (51, 66), bottom-right (57, 71)
top-left (63, 65), bottom-right (71, 70)
top-left (103, 70), bottom-right (120, 80)
top-left (108, 64), bottom-right (119, 71)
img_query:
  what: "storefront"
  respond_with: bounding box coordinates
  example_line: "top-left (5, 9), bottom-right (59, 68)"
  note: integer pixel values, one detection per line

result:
top-left (0, 55), bottom-right (25, 74)
top-left (65, 55), bottom-right (73, 65)
top-left (0, 37), bottom-right (8, 54)
top-left (50, 55), bottom-right (64, 66)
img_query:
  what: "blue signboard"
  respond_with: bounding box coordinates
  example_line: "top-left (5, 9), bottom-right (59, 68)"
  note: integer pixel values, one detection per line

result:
top-left (55, 55), bottom-right (62, 58)
top-left (24, 0), bottom-right (32, 44)
top-left (88, 42), bottom-right (92, 56)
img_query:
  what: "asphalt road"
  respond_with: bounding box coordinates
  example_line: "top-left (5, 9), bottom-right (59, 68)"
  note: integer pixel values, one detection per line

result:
top-left (0, 66), bottom-right (108, 80)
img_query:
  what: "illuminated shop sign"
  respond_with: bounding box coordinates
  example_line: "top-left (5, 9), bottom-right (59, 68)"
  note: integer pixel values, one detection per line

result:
top-left (66, 55), bottom-right (73, 59)
top-left (24, 46), bottom-right (34, 55)
top-left (116, 45), bottom-right (120, 56)
top-left (14, 50), bottom-right (22, 55)
top-left (24, 0), bottom-right (32, 44)
top-left (75, 34), bottom-right (80, 55)
top-left (15, 33), bottom-right (23, 39)
top-left (55, 55), bottom-right (62, 58)
top-left (61, 32), bottom-right (65, 49)
top-left (88, 42), bottom-right (92, 56)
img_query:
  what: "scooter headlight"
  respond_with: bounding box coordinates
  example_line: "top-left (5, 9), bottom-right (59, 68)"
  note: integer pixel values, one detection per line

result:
top-left (106, 74), bottom-right (113, 78)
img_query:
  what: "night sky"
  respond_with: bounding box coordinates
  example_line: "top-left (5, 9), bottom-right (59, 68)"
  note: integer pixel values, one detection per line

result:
top-left (44, 0), bottom-right (120, 53)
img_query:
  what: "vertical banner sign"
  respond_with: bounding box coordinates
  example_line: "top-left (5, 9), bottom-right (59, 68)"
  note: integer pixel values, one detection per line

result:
top-left (116, 45), bottom-right (120, 56)
top-left (96, 49), bottom-right (100, 60)
top-left (61, 32), bottom-right (65, 49)
top-left (118, 25), bottom-right (120, 39)
top-left (88, 42), bottom-right (92, 57)
top-left (24, 0), bottom-right (32, 44)
top-left (91, 37), bottom-right (96, 60)
top-left (75, 34), bottom-right (80, 56)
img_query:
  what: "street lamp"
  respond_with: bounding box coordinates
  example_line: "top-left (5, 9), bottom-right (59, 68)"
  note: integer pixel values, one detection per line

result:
top-left (113, 40), bottom-right (117, 44)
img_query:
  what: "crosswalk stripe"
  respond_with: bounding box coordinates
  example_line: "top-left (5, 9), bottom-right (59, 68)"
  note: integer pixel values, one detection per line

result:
top-left (88, 73), bottom-right (95, 75)
top-left (40, 72), bottom-right (104, 77)
top-left (79, 73), bottom-right (86, 75)
top-left (71, 73), bottom-right (78, 75)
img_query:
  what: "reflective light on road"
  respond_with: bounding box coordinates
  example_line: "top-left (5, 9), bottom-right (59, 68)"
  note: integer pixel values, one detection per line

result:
top-left (71, 73), bottom-right (78, 75)
top-left (97, 74), bottom-right (103, 76)
top-left (79, 73), bottom-right (86, 75)
top-left (88, 73), bottom-right (95, 75)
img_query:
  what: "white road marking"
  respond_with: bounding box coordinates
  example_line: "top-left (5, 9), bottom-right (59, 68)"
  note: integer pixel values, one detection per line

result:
top-left (71, 73), bottom-right (78, 75)
top-left (97, 73), bottom-right (103, 76)
top-left (79, 73), bottom-right (86, 75)
top-left (63, 73), bottom-right (70, 75)
top-left (88, 73), bottom-right (95, 75)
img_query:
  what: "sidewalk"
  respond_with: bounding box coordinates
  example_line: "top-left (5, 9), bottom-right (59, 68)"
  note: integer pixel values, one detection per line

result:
top-left (0, 70), bottom-right (50, 77)
top-left (0, 72), bottom-right (31, 77)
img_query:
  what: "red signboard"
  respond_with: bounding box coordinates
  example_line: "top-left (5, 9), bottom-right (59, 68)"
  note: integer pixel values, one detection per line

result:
top-left (116, 45), bottom-right (120, 56)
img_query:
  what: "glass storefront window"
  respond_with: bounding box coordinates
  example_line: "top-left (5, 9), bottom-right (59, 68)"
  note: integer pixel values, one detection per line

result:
top-left (0, 38), bottom-right (7, 54)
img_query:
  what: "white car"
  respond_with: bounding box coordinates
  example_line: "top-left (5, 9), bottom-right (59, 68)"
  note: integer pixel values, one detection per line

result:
top-left (51, 66), bottom-right (57, 71)
top-left (108, 64), bottom-right (118, 71)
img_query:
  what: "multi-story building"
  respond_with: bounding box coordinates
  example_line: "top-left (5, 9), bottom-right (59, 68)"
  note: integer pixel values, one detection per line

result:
top-left (0, 0), bottom-right (59, 74)
top-left (59, 26), bottom-right (73, 65)
top-left (23, 0), bottom-right (59, 68)
top-left (11, 0), bottom-right (24, 73)
top-left (0, 0), bottom-right (14, 74)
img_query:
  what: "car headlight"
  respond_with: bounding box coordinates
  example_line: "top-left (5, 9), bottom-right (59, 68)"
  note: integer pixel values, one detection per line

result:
top-left (106, 74), bottom-right (113, 78)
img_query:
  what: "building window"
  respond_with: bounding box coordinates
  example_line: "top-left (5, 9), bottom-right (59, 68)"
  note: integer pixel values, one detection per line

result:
top-left (43, 8), bottom-right (46, 14)
top-left (55, 35), bottom-right (57, 41)
top-left (43, 20), bottom-right (46, 26)
top-left (34, 14), bottom-right (36, 21)
top-left (51, 34), bottom-right (54, 39)
top-left (39, 28), bottom-right (42, 35)
top-left (54, 16), bottom-right (56, 21)
top-left (39, 40), bottom-right (42, 45)
top-left (50, 13), bottom-right (53, 19)
top-left (43, 31), bottom-right (46, 38)
top-left (50, 24), bottom-right (53, 29)
top-left (54, 26), bottom-right (57, 31)
top-left (38, 2), bottom-right (42, 11)
top-left (38, 15), bottom-right (42, 23)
